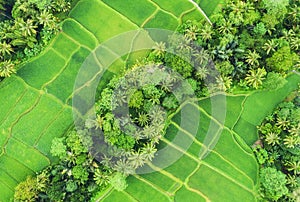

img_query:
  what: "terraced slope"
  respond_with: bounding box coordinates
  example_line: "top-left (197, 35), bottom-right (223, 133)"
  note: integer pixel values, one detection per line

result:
top-left (98, 73), bottom-right (300, 202)
top-left (0, 0), bottom-right (209, 201)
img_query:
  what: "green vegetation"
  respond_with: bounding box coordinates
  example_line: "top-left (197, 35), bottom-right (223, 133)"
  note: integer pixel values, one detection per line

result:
top-left (0, 0), bottom-right (208, 201)
top-left (253, 85), bottom-right (300, 201)
top-left (0, 0), bottom-right (72, 78)
top-left (0, 0), bottom-right (299, 201)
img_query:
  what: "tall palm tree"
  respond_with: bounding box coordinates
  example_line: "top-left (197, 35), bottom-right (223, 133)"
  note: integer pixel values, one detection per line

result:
top-left (128, 151), bottom-right (147, 168)
top-left (245, 50), bottom-right (261, 66)
top-left (16, 18), bottom-right (37, 37)
top-left (200, 24), bottom-right (213, 41)
top-left (152, 42), bottom-right (166, 58)
top-left (37, 10), bottom-right (54, 28)
top-left (141, 143), bottom-right (157, 161)
top-left (0, 60), bottom-right (15, 77)
top-left (245, 67), bottom-right (266, 89)
top-left (263, 39), bottom-right (278, 55)
top-left (185, 24), bottom-right (199, 41)
top-left (0, 41), bottom-right (13, 58)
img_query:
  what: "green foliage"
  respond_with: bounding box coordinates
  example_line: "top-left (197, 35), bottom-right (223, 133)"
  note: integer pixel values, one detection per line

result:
top-left (259, 167), bottom-right (288, 200)
top-left (245, 68), bottom-right (267, 89)
top-left (109, 172), bottom-right (128, 191)
top-left (0, 0), bottom-right (71, 78)
top-left (254, 86), bottom-right (300, 201)
top-left (14, 176), bottom-right (39, 201)
top-left (263, 72), bottom-right (287, 90)
top-left (266, 46), bottom-right (299, 72)
top-left (253, 22), bottom-right (267, 36)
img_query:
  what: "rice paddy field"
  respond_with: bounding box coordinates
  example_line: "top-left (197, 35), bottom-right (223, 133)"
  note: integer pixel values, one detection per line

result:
top-left (0, 0), bottom-right (299, 201)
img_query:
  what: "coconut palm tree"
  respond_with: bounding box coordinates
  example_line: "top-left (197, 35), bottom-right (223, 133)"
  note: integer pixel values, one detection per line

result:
top-left (193, 48), bottom-right (210, 66)
top-left (128, 151), bottom-right (147, 168)
top-left (0, 60), bottom-right (15, 77)
top-left (245, 50), bottom-right (261, 66)
top-left (200, 24), bottom-right (213, 41)
top-left (263, 39), bottom-right (278, 55)
top-left (0, 41), bottom-right (13, 58)
top-left (283, 135), bottom-right (297, 148)
top-left (184, 24), bottom-right (199, 41)
top-left (245, 68), bottom-right (266, 89)
top-left (290, 37), bottom-right (300, 51)
top-left (264, 132), bottom-right (280, 146)
top-left (141, 143), bottom-right (157, 161)
top-left (152, 42), bottom-right (166, 58)
top-left (93, 168), bottom-right (111, 186)
top-left (37, 10), bottom-right (54, 28)
top-left (17, 18), bottom-right (37, 37)
top-left (113, 159), bottom-right (135, 175)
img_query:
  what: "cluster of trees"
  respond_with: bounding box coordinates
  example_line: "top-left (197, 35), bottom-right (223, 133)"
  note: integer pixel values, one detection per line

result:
top-left (253, 85), bottom-right (300, 201)
top-left (14, 129), bottom-right (128, 201)
top-left (0, 0), bottom-right (72, 78)
top-left (178, 0), bottom-right (299, 91)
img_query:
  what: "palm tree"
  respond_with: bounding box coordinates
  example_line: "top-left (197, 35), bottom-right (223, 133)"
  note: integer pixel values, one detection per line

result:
top-left (136, 112), bottom-right (149, 127)
top-left (263, 39), bottom-right (278, 55)
top-left (128, 151), bottom-right (147, 168)
top-left (141, 143), bottom-right (157, 161)
top-left (193, 48), bottom-right (210, 66)
top-left (218, 20), bottom-right (235, 35)
top-left (113, 159), bottom-right (135, 175)
top-left (264, 132), bottom-right (280, 146)
top-left (94, 168), bottom-right (111, 186)
top-left (283, 135), bottom-right (297, 148)
top-left (17, 18), bottom-right (37, 37)
top-left (0, 60), bottom-right (16, 77)
top-left (0, 41), bottom-right (13, 58)
top-left (245, 50), bottom-right (261, 66)
top-left (185, 24), bottom-right (199, 41)
top-left (290, 37), bottom-right (300, 51)
top-left (276, 117), bottom-right (290, 130)
top-left (37, 10), bottom-right (54, 28)
top-left (285, 161), bottom-right (300, 175)
top-left (196, 66), bottom-right (209, 80)
top-left (152, 42), bottom-right (166, 58)
top-left (245, 68), bottom-right (266, 89)
top-left (200, 24), bottom-right (213, 41)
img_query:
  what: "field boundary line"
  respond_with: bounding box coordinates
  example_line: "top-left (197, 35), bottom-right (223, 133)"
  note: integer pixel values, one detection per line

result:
top-left (2, 91), bottom-right (42, 154)
top-left (133, 174), bottom-right (173, 198)
top-left (60, 31), bottom-right (93, 52)
top-left (49, 47), bottom-right (68, 61)
top-left (33, 108), bottom-right (66, 146)
top-left (146, 162), bottom-right (183, 184)
top-left (41, 47), bottom-right (80, 89)
top-left (122, 190), bottom-right (140, 202)
top-left (0, 179), bottom-right (14, 192)
top-left (161, 138), bottom-right (256, 195)
top-left (0, 88), bottom-right (27, 126)
top-left (95, 186), bottom-right (113, 202)
top-left (141, 8), bottom-right (159, 27)
top-left (179, 7), bottom-right (197, 23)
top-left (188, 0), bottom-right (212, 24)
top-left (171, 121), bottom-right (255, 185)
top-left (65, 18), bottom-right (99, 45)
top-left (98, 0), bottom-right (140, 29)
top-left (231, 95), bottom-right (249, 130)
top-left (170, 114), bottom-right (255, 185)
top-left (183, 164), bottom-right (210, 201)
top-left (147, 0), bottom-right (180, 22)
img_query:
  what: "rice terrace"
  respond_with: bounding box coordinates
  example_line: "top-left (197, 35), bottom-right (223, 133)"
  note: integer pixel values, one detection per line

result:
top-left (0, 0), bottom-right (299, 201)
